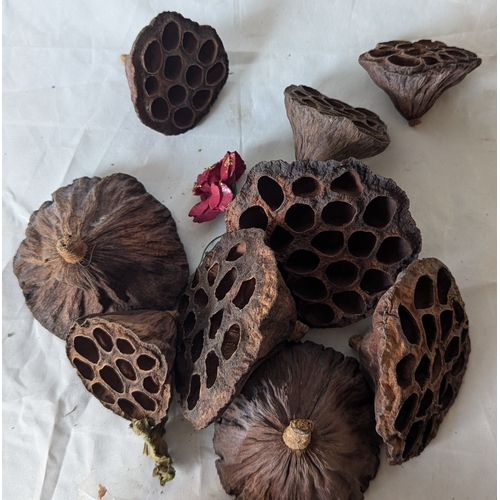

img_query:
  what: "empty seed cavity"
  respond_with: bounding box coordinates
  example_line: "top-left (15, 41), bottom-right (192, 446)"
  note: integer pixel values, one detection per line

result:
top-left (205, 351), bottom-right (219, 388)
top-left (331, 291), bottom-right (365, 314)
top-left (151, 97), bottom-right (169, 121)
top-left (415, 355), bottom-right (431, 388)
top-left (164, 55), bottom-right (182, 80)
top-left (118, 398), bottom-right (144, 419)
top-left (452, 301), bottom-right (465, 326)
top-left (183, 311), bottom-right (196, 334)
top-left (414, 275), bottom-right (434, 309)
top-left (133, 391), bottom-right (156, 411)
top-left (227, 242), bottom-right (246, 261)
top-left (187, 374), bottom-right (201, 410)
top-left (74, 336), bottom-right (99, 363)
top-left (93, 328), bottom-right (113, 352)
top-left (292, 177), bottom-right (320, 197)
top-left (174, 107), bottom-right (195, 128)
top-left (221, 324), bottom-right (240, 360)
top-left (395, 393), bottom-right (418, 432)
top-left (437, 267), bottom-right (452, 304)
top-left (192, 89), bottom-right (212, 110)
top-left (239, 206), bottom-right (268, 230)
top-left (194, 287), bottom-right (209, 308)
top-left (117, 338), bottom-right (135, 354)
top-left (162, 21), bottom-right (180, 51)
top-left (396, 353), bottom-right (415, 389)
top-left (285, 204), bottom-right (315, 232)
top-left (143, 376), bottom-right (160, 394)
top-left (331, 171), bottom-right (362, 196)
top-left (145, 76), bottom-right (159, 96)
top-left (99, 366), bottom-right (124, 393)
top-left (363, 196), bottom-right (396, 228)
top-left (198, 39), bottom-right (217, 65)
top-left (206, 62), bottom-right (226, 85)
top-left (403, 420), bottom-right (423, 459)
top-left (301, 303), bottom-right (335, 326)
top-left (116, 359), bottom-right (137, 381)
top-left (209, 310), bottom-right (224, 339)
top-left (422, 314), bottom-right (437, 350)
top-left (326, 260), bottom-right (358, 286)
top-left (232, 278), bottom-right (256, 309)
top-left (286, 250), bottom-right (320, 273)
top-left (388, 55), bottom-right (420, 67)
top-left (258, 176), bottom-right (284, 210)
top-left (376, 236), bottom-right (411, 264)
top-left (399, 305), bottom-right (420, 344)
top-left (444, 336), bottom-right (460, 363)
top-left (207, 263), bottom-right (219, 286)
top-left (417, 389), bottom-right (434, 417)
top-left (311, 231), bottom-right (344, 255)
top-left (74, 358), bottom-right (94, 380)
top-left (440, 309), bottom-right (453, 341)
top-left (269, 226), bottom-right (294, 252)
top-left (182, 31), bottom-right (198, 54)
top-left (360, 269), bottom-right (393, 293)
top-left (191, 330), bottom-right (204, 361)
top-left (143, 40), bottom-right (162, 73)
top-left (348, 231), bottom-right (377, 257)
top-left (93, 383), bottom-right (115, 405)
top-left (215, 268), bottom-right (238, 300)
top-left (137, 354), bottom-right (157, 371)
top-left (168, 85), bottom-right (187, 106)
top-left (292, 277), bottom-right (328, 300)
top-left (186, 65), bottom-right (203, 88)
top-left (322, 201), bottom-right (356, 226)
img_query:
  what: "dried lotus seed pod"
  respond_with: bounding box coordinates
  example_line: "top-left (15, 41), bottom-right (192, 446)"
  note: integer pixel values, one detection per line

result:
top-left (352, 258), bottom-right (470, 464)
top-left (284, 84), bottom-right (390, 161)
top-left (13, 173), bottom-right (189, 339)
top-left (175, 228), bottom-right (303, 430)
top-left (359, 40), bottom-right (481, 126)
top-left (66, 310), bottom-right (177, 425)
top-left (214, 341), bottom-right (380, 500)
top-left (225, 158), bottom-right (421, 329)
top-left (125, 11), bottom-right (229, 135)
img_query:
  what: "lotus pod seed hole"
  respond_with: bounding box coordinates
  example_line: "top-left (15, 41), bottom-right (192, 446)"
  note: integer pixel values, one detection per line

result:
top-left (452, 301), bottom-right (465, 326)
top-left (396, 354), bottom-right (416, 389)
top-left (92, 383), bottom-right (115, 405)
top-left (221, 324), bottom-right (240, 360)
top-left (207, 62), bottom-right (226, 85)
top-left (118, 398), bottom-right (144, 419)
top-left (437, 267), bottom-right (452, 304)
top-left (399, 305), bottom-right (421, 344)
top-left (403, 420), bottom-right (424, 459)
top-left (439, 381), bottom-right (454, 409)
top-left (162, 22), bottom-right (180, 51)
top-left (194, 287), bottom-right (209, 308)
top-left (183, 311), bottom-right (196, 334)
top-left (187, 374), bottom-right (201, 410)
top-left (186, 65), bottom-right (203, 88)
top-left (205, 351), bottom-right (219, 388)
top-left (116, 358), bottom-right (137, 381)
top-left (74, 336), bottom-right (100, 363)
top-left (198, 39), bottom-right (217, 65)
top-left (422, 314), bottom-right (437, 350)
top-left (209, 310), bottom-right (224, 339)
top-left (431, 351), bottom-right (443, 383)
top-left (417, 389), bottom-right (434, 417)
top-left (215, 268), bottom-right (238, 300)
top-left (74, 358), bottom-right (94, 380)
top-left (239, 206), bottom-right (268, 230)
top-left (286, 250), bottom-right (320, 273)
top-left (331, 291), bottom-right (365, 314)
top-left (99, 366), bottom-right (124, 393)
top-left (168, 85), bottom-right (187, 106)
top-left (233, 278), bottom-right (256, 309)
top-left (331, 171), bottom-right (362, 196)
top-left (227, 242), bottom-right (247, 261)
top-left (311, 231), bottom-right (344, 255)
top-left (207, 263), bottom-right (219, 286)
top-left (269, 226), bottom-right (294, 252)
top-left (151, 97), bottom-right (169, 121)
top-left (282, 419), bottom-right (314, 451)
top-left (164, 55), bottom-right (182, 80)
top-left (395, 393), bottom-right (418, 432)
top-left (143, 376), bottom-right (160, 394)
top-left (348, 231), bottom-right (377, 257)
top-left (285, 204), bottom-right (315, 232)
top-left (178, 294), bottom-right (190, 314)
top-left (376, 236), bottom-right (411, 264)
top-left (414, 275), bottom-right (434, 309)
top-left (322, 201), bottom-right (356, 226)
top-left (301, 303), bottom-right (335, 326)
top-left (257, 176), bottom-right (284, 211)
top-left (143, 40), bottom-right (162, 73)
top-left (174, 107), bottom-right (195, 128)
top-left (191, 330), bottom-right (204, 362)
top-left (415, 355), bottom-right (431, 388)
top-left (388, 55), bottom-right (420, 67)
top-left (192, 89), bottom-right (212, 110)
top-left (132, 391), bottom-right (156, 411)
top-left (363, 196), bottom-right (396, 228)
top-left (440, 310), bottom-right (453, 341)
top-left (182, 31), bottom-right (198, 54)
top-left (292, 177), bottom-right (320, 197)
top-left (117, 338), bottom-right (135, 354)
top-left (451, 352), bottom-right (466, 376)
top-left (93, 328), bottom-right (113, 352)
top-left (292, 277), bottom-right (328, 301)
top-left (422, 417), bottom-right (435, 446)
top-left (326, 261), bottom-right (358, 286)
top-left (444, 336), bottom-right (460, 363)
top-left (137, 354), bottom-right (156, 371)
top-left (145, 76), bottom-right (159, 96)
top-left (360, 269), bottom-right (393, 294)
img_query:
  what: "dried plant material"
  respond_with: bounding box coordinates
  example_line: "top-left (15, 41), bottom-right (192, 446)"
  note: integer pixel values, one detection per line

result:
top-left (214, 341), bottom-right (380, 500)
top-left (67, 310), bottom-right (177, 425)
top-left (176, 228), bottom-right (304, 430)
top-left (13, 173), bottom-right (189, 339)
top-left (284, 84), bottom-right (390, 161)
top-left (358, 40), bottom-right (481, 126)
top-left (125, 11), bottom-right (229, 135)
top-left (351, 258), bottom-right (470, 464)
top-left (225, 159), bottom-right (421, 329)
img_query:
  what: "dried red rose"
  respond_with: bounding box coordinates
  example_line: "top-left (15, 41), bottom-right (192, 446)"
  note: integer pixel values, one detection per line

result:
top-left (189, 152), bottom-right (246, 223)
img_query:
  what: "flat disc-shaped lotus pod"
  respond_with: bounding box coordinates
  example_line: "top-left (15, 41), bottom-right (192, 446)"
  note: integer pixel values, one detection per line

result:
top-left (284, 84), bottom-right (390, 161)
top-left (358, 40), bottom-right (481, 126)
top-left (225, 159), bottom-right (421, 329)
top-left (13, 173), bottom-right (189, 339)
top-left (66, 310), bottom-right (177, 425)
top-left (214, 341), bottom-right (380, 500)
top-left (352, 258), bottom-right (470, 464)
top-left (175, 228), bottom-right (304, 430)
top-left (125, 11), bottom-right (229, 135)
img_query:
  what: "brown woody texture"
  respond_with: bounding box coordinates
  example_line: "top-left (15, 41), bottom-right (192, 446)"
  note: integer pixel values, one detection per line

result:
top-left (214, 341), bottom-right (380, 500)
top-left (175, 228), bottom-right (301, 430)
top-left (358, 40), bottom-right (481, 125)
top-left (354, 258), bottom-right (470, 464)
top-left (284, 84), bottom-right (390, 161)
top-left (66, 309), bottom-right (177, 425)
top-left (225, 159), bottom-right (421, 328)
top-left (13, 173), bottom-right (189, 339)
top-left (125, 11), bottom-right (229, 135)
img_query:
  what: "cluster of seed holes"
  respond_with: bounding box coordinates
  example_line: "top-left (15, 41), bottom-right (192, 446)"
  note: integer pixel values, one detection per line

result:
top-left (292, 277), bottom-right (327, 301)
top-left (331, 171), bottom-right (363, 196)
top-left (215, 268), bottom-right (238, 300)
top-left (363, 197), bottom-right (396, 228)
top-left (322, 201), bottom-right (356, 226)
top-left (348, 231), bottom-right (376, 258)
top-left (205, 351), bottom-right (219, 388)
top-left (326, 260), bottom-right (358, 287)
top-left (239, 206), bottom-right (268, 230)
top-left (331, 291), bottom-right (365, 314)
top-left (414, 275), bottom-right (434, 309)
top-left (221, 324), bottom-right (240, 360)
top-left (233, 278), bottom-right (256, 309)
top-left (301, 303), bottom-right (335, 326)
top-left (286, 250), bottom-right (319, 273)
top-left (292, 177), bottom-right (320, 197)
top-left (360, 269), bottom-right (393, 294)
top-left (258, 176), bottom-right (284, 211)
top-left (376, 236), bottom-right (411, 264)
top-left (269, 226), bottom-right (294, 252)
top-left (311, 231), bottom-right (344, 255)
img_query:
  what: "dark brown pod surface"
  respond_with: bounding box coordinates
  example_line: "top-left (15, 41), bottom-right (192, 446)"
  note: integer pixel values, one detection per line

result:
top-left (225, 159), bottom-right (421, 329)
top-left (214, 341), bottom-right (380, 500)
top-left (358, 40), bottom-right (481, 125)
top-left (175, 228), bottom-right (300, 430)
top-left (13, 173), bottom-right (189, 339)
top-left (125, 11), bottom-right (229, 135)
top-left (66, 310), bottom-right (177, 425)
top-left (355, 258), bottom-right (470, 464)
top-left (284, 84), bottom-right (390, 161)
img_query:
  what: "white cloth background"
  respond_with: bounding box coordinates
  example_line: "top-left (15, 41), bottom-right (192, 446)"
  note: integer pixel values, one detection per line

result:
top-left (3, 1), bottom-right (496, 499)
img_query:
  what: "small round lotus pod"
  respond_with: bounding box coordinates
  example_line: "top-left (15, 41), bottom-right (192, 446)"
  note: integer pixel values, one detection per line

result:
top-left (66, 309), bottom-right (177, 425)
top-left (213, 341), bottom-right (380, 500)
top-left (350, 258), bottom-right (470, 464)
top-left (13, 173), bottom-right (189, 339)
top-left (284, 84), bottom-right (390, 161)
top-left (225, 158), bottom-right (421, 329)
top-left (124, 11), bottom-right (229, 135)
top-left (175, 228), bottom-right (305, 430)
top-left (358, 40), bottom-right (481, 126)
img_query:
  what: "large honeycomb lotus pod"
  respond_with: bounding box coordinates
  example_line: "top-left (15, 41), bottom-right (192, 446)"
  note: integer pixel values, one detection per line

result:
top-left (284, 84), bottom-right (390, 161)
top-left (175, 228), bottom-right (304, 430)
top-left (125, 11), bottom-right (229, 135)
top-left (13, 173), bottom-right (189, 339)
top-left (66, 310), bottom-right (177, 425)
top-left (358, 40), bottom-right (481, 126)
top-left (225, 159), bottom-right (421, 329)
top-left (213, 341), bottom-right (380, 500)
top-left (351, 258), bottom-right (471, 464)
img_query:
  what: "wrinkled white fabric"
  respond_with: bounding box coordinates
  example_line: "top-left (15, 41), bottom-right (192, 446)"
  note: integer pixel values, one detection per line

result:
top-left (3, 0), bottom-right (496, 499)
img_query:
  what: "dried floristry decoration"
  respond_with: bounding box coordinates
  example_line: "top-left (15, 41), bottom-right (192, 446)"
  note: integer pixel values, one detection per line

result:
top-left (284, 84), bottom-right (390, 161)
top-left (67, 309), bottom-right (178, 484)
top-left (125, 11), bottom-right (229, 135)
top-left (189, 151), bottom-right (246, 223)
top-left (350, 258), bottom-right (470, 464)
top-left (13, 173), bottom-right (189, 339)
top-left (225, 158), bottom-right (421, 329)
top-left (176, 228), bottom-right (306, 430)
top-left (358, 40), bottom-right (481, 126)
top-left (214, 341), bottom-right (380, 500)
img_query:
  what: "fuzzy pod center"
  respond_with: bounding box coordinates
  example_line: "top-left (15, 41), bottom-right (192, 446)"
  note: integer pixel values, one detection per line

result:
top-left (282, 418), bottom-right (314, 451)
top-left (56, 234), bottom-right (88, 264)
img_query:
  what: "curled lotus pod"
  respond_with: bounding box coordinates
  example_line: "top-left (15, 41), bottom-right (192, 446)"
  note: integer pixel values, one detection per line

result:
top-left (225, 159), bottom-right (421, 329)
top-left (66, 310), bottom-right (177, 425)
top-left (125, 11), bottom-right (229, 135)
top-left (358, 40), bottom-right (481, 126)
top-left (13, 173), bottom-right (189, 339)
top-left (213, 341), bottom-right (380, 500)
top-left (351, 258), bottom-right (470, 464)
top-left (175, 228), bottom-right (305, 430)
top-left (284, 84), bottom-right (390, 161)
